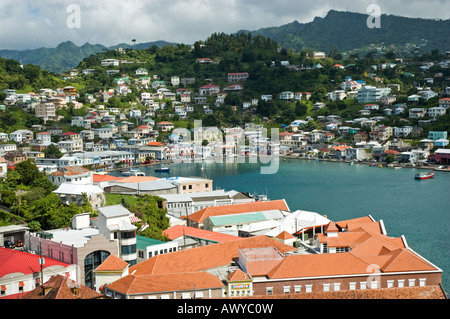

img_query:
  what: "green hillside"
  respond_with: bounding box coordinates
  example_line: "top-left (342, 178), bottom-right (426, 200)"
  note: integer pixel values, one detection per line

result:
top-left (0, 41), bottom-right (177, 74)
top-left (244, 10), bottom-right (450, 54)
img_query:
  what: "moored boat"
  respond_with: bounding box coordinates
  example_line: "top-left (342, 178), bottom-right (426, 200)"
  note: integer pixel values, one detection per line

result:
top-left (415, 171), bottom-right (434, 180)
top-left (155, 167), bottom-right (170, 173)
top-left (121, 168), bottom-right (145, 176)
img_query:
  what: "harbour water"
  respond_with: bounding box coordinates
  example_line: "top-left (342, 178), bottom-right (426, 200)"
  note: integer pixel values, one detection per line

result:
top-left (115, 159), bottom-right (450, 291)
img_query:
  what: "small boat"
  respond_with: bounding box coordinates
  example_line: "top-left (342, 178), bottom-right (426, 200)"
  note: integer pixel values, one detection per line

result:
top-left (349, 161), bottom-right (354, 166)
top-left (155, 167), bottom-right (170, 173)
top-left (121, 168), bottom-right (145, 176)
top-left (415, 171), bottom-right (434, 180)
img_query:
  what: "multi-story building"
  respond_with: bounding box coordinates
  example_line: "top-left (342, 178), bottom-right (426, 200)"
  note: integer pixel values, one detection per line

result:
top-left (24, 207), bottom-right (137, 290)
top-left (227, 72), bottom-right (249, 83)
top-left (357, 86), bottom-right (391, 103)
top-left (102, 214), bottom-right (443, 299)
top-left (409, 108), bottom-right (427, 118)
top-left (35, 103), bottom-right (56, 123)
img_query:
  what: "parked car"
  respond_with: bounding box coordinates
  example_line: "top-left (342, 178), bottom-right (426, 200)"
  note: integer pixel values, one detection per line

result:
top-left (4, 240), bottom-right (15, 249)
top-left (16, 240), bottom-right (24, 247)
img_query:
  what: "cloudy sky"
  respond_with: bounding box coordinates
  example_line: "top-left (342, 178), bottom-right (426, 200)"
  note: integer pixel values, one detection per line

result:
top-left (1, 0), bottom-right (448, 50)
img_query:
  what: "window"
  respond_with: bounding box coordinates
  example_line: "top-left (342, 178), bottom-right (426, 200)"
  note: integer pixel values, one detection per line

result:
top-left (189, 185), bottom-right (192, 190)
top-left (323, 284), bottom-right (330, 292)
top-left (419, 278), bottom-right (426, 287)
top-left (266, 287), bottom-right (273, 295)
top-left (305, 285), bottom-right (312, 293)
top-left (370, 280), bottom-right (378, 289)
top-left (398, 280), bottom-right (405, 288)
top-left (121, 244), bottom-right (136, 255)
top-left (294, 285), bottom-right (301, 293)
top-left (283, 286), bottom-right (290, 294)
top-left (322, 243), bottom-right (328, 253)
top-left (408, 279), bottom-right (415, 287)
top-left (333, 283), bottom-right (341, 291)
top-left (387, 280), bottom-right (394, 288)
top-left (121, 231), bottom-right (136, 239)
top-left (360, 282), bottom-right (367, 290)
top-left (349, 282), bottom-right (356, 290)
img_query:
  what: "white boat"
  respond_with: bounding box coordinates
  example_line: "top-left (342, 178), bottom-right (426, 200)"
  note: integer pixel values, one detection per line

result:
top-left (121, 168), bottom-right (145, 176)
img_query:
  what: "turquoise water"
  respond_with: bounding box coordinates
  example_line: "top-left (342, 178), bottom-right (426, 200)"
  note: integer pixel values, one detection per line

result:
top-left (120, 159), bottom-right (450, 291)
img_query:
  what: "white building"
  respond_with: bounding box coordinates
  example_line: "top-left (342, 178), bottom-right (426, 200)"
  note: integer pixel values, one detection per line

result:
top-left (357, 86), bottom-right (391, 103)
top-left (101, 59), bottom-right (120, 67)
top-left (427, 107), bottom-right (446, 118)
top-left (96, 205), bottom-right (137, 265)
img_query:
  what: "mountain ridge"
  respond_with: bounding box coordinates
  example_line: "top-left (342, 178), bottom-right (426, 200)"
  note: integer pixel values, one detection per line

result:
top-left (239, 10), bottom-right (450, 53)
top-left (0, 40), bottom-right (177, 74)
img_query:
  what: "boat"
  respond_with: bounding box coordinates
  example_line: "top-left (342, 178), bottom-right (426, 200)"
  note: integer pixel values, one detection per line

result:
top-left (415, 171), bottom-right (434, 180)
top-left (155, 167), bottom-right (170, 173)
top-left (349, 161), bottom-right (354, 166)
top-left (121, 168), bottom-right (145, 176)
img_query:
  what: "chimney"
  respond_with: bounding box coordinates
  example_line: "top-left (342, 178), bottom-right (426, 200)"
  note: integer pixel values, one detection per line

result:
top-left (71, 287), bottom-right (81, 296)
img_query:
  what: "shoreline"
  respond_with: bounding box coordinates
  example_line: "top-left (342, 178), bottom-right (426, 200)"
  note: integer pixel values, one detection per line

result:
top-left (97, 155), bottom-right (449, 174)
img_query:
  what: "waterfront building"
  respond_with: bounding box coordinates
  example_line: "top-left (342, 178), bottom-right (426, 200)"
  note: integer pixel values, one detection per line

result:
top-left (186, 200), bottom-right (290, 229)
top-left (434, 148), bottom-right (450, 164)
top-left (159, 190), bottom-right (254, 219)
top-left (103, 213), bottom-right (442, 299)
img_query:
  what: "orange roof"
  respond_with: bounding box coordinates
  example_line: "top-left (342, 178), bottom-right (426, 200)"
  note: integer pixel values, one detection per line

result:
top-left (275, 231), bottom-right (295, 240)
top-left (325, 221), bottom-right (339, 233)
top-left (267, 253), bottom-right (370, 279)
top-left (147, 142), bottom-right (165, 147)
top-left (117, 176), bottom-right (160, 183)
top-left (93, 174), bottom-right (123, 182)
top-left (94, 254), bottom-right (129, 272)
top-left (227, 269), bottom-right (252, 281)
top-left (106, 272), bottom-right (224, 295)
top-left (128, 235), bottom-right (295, 276)
top-left (163, 225), bottom-right (240, 243)
top-left (188, 200), bottom-right (289, 224)
top-left (332, 145), bottom-right (350, 151)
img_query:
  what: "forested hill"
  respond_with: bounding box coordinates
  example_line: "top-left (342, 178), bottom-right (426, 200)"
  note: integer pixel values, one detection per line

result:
top-left (0, 40), bottom-right (176, 74)
top-left (241, 10), bottom-right (450, 53)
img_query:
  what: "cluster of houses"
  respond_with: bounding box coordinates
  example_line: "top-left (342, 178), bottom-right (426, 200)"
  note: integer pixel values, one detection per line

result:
top-left (0, 192), bottom-right (444, 299)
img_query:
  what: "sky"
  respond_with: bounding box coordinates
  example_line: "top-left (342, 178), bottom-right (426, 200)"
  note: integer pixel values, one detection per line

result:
top-left (0, 0), bottom-right (449, 50)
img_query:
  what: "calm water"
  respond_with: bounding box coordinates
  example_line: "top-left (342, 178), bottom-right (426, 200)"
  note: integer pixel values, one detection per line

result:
top-left (118, 159), bottom-right (450, 291)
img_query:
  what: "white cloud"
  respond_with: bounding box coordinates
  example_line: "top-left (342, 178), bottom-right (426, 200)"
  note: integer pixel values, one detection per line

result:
top-left (1, 0), bottom-right (449, 50)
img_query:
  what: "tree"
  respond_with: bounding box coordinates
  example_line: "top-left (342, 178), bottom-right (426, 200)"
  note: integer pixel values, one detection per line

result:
top-left (295, 101), bottom-right (308, 117)
top-left (130, 195), bottom-right (170, 241)
top-left (43, 143), bottom-right (63, 159)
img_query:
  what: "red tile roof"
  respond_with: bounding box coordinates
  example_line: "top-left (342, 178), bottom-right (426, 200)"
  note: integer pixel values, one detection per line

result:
top-left (107, 272), bottom-right (224, 295)
top-left (93, 174), bottom-right (123, 183)
top-left (128, 236), bottom-right (295, 277)
top-left (22, 275), bottom-right (103, 299)
top-left (0, 248), bottom-right (70, 278)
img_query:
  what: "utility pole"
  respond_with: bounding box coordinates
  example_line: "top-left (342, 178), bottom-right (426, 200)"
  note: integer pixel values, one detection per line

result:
top-left (39, 241), bottom-right (45, 295)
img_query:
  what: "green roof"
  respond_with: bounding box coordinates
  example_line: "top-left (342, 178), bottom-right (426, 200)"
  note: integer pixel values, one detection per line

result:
top-left (136, 235), bottom-right (166, 250)
top-left (208, 212), bottom-right (268, 227)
